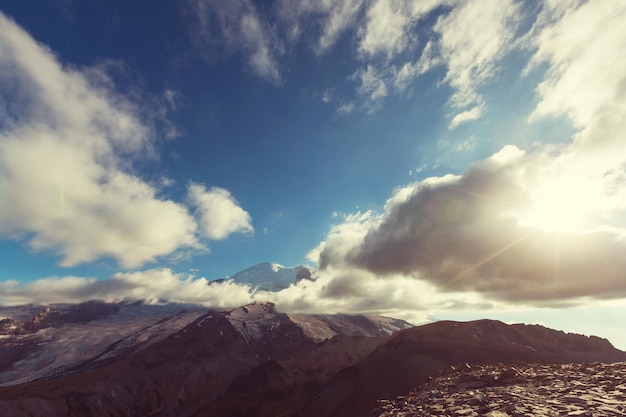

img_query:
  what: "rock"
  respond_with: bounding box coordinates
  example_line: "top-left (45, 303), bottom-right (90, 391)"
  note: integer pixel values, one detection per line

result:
top-left (374, 362), bottom-right (626, 417)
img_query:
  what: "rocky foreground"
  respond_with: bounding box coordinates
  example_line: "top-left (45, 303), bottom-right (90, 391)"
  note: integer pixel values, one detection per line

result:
top-left (375, 361), bottom-right (626, 417)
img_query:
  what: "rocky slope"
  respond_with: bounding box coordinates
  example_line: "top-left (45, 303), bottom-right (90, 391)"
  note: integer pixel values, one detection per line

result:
top-left (375, 361), bottom-right (626, 416)
top-left (298, 320), bottom-right (626, 417)
top-left (0, 307), bottom-right (623, 417)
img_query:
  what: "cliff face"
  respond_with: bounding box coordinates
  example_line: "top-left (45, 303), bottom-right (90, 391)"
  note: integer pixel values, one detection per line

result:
top-left (0, 307), bottom-right (623, 417)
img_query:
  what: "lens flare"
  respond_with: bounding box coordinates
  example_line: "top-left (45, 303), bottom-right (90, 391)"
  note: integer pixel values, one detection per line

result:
top-left (516, 173), bottom-right (603, 232)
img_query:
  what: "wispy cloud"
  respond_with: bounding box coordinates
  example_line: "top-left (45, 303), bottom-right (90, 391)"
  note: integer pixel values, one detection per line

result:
top-left (189, 0), bottom-right (282, 83)
top-left (276, 0), bottom-right (364, 54)
top-left (357, 0), bottom-right (444, 60)
top-left (434, 0), bottom-right (520, 122)
top-left (187, 1), bottom-right (525, 124)
top-left (449, 104), bottom-right (485, 129)
top-left (527, 0), bottom-right (626, 128)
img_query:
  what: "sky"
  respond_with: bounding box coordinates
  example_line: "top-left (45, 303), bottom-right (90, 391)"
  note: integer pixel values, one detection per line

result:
top-left (1, 1), bottom-right (626, 349)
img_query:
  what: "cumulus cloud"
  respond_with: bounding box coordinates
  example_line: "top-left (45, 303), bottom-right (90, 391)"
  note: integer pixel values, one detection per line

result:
top-left (0, 13), bottom-right (204, 268)
top-left (0, 269), bottom-right (256, 307)
top-left (187, 183), bottom-right (254, 240)
top-left (313, 146), bottom-right (626, 303)
top-left (0, 14), bottom-right (254, 269)
top-left (306, 0), bottom-right (626, 306)
top-left (0, 265), bottom-right (485, 325)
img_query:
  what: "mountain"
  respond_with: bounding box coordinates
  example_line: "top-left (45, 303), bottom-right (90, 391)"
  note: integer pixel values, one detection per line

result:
top-left (0, 300), bottom-right (208, 387)
top-left (0, 301), bottom-right (411, 416)
top-left (216, 262), bottom-right (315, 291)
top-left (300, 319), bottom-right (626, 417)
top-left (0, 301), bottom-right (624, 417)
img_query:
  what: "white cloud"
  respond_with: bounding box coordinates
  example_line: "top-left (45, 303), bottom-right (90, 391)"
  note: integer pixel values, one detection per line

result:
top-left (524, 0), bottom-right (626, 226)
top-left (188, 0), bottom-right (524, 121)
top-left (434, 0), bottom-right (520, 115)
top-left (306, 210), bottom-right (378, 266)
top-left (0, 269), bottom-right (256, 307)
top-left (274, 266), bottom-right (490, 316)
top-left (449, 104), bottom-right (485, 129)
top-left (337, 101), bottom-right (356, 114)
top-left (276, 0), bottom-right (364, 53)
top-left (311, 145), bottom-right (626, 304)
top-left (0, 265), bottom-right (485, 324)
top-left (338, 0), bottom-right (519, 117)
top-left (0, 14), bottom-right (256, 269)
top-left (187, 183), bottom-right (253, 240)
top-left (4, 267), bottom-right (625, 349)
top-left (327, 0), bottom-right (518, 117)
top-left (392, 40), bottom-right (441, 91)
top-left (353, 64), bottom-right (388, 108)
top-left (0, 13), bottom-right (203, 268)
top-left (190, 0), bottom-right (282, 83)
top-left (358, 0), bottom-right (444, 59)
top-left (306, 0), bottom-right (626, 306)
top-left (528, 1), bottom-right (626, 128)
top-left (321, 88), bottom-right (332, 103)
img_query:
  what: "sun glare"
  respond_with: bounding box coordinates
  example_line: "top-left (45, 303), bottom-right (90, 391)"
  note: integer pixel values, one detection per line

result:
top-left (516, 174), bottom-right (601, 232)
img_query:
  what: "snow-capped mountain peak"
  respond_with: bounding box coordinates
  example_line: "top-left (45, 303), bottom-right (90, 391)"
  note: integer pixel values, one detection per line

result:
top-left (269, 262), bottom-right (285, 272)
top-left (223, 262), bottom-right (315, 291)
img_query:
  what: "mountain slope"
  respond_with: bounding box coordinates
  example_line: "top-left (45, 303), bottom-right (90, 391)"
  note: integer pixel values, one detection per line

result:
top-left (0, 304), bottom-right (623, 417)
top-left (224, 262), bottom-right (314, 291)
top-left (0, 302), bottom-right (410, 417)
top-left (300, 319), bottom-right (626, 417)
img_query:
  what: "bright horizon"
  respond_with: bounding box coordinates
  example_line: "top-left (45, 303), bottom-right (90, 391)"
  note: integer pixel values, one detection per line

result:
top-left (1, 1), bottom-right (625, 350)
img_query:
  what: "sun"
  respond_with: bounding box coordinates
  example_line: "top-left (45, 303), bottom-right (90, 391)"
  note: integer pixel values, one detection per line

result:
top-left (516, 173), bottom-right (601, 233)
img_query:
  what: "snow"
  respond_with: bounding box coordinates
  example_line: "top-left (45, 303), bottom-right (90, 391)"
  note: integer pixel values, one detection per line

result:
top-left (270, 263), bottom-right (285, 272)
top-left (0, 303), bottom-right (206, 386)
top-left (197, 316), bottom-right (210, 327)
top-left (227, 262), bottom-right (306, 291)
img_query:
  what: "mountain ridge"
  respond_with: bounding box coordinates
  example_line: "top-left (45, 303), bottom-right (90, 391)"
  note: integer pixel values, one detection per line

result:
top-left (213, 262), bottom-right (315, 291)
top-left (0, 302), bottom-right (623, 417)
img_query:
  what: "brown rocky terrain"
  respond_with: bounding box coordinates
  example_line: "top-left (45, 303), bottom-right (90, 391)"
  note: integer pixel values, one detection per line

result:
top-left (300, 320), bottom-right (626, 417)
top-left (0, 305), bottom-right (623, 417)
top-left (375, 361), bottom-right (626, 416)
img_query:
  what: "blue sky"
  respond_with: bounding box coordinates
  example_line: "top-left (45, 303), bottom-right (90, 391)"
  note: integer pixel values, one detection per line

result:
top-left (1, 1), bottom-right (626, 348)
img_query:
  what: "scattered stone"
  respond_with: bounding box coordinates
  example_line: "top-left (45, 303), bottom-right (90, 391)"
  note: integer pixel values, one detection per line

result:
top-left (374, 362), bottom-right (626, 417)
